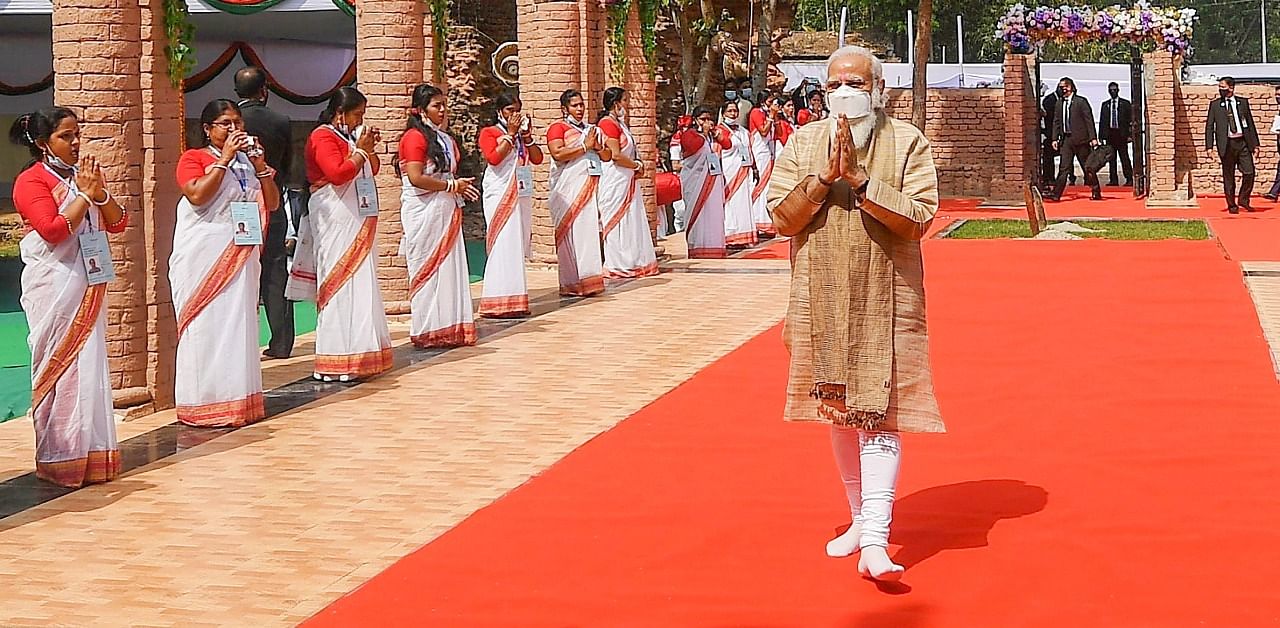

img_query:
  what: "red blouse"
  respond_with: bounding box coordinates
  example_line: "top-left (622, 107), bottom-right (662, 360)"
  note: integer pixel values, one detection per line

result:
top-left (679, 127), bottom-right (731, 155)
top-left (176, 149), bottom-right (218, 187)
top-left (398, 128), bottom-right (428, 166)
top-left (306, 126), bottom-right (378, 187)
top-left (776, 120), bottom-right (795, 145)
top-left (597, 118), bottom-right (624, 142)
top-left (13, 165), bottom-right (127, 244)
top-left (546, 121), bottom-right (574, 144)
top-left (749, 108), bottom-right (771, 135)
top-left (478, 125), bottom-right (545, 167)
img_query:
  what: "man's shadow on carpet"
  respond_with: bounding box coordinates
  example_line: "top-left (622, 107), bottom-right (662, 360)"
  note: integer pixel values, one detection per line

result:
top-left (889, 479), bottom-right (1048, 569)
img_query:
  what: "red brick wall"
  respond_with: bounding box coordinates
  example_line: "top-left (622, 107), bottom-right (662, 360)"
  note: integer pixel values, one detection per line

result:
top-left (138, 0), bottom-right (183, 410)
top-left (1179, 83), bottom-right (1280, 198)
top-left (885, 88), bottom-right (1004, 198)
top-left (356, 1), bottom-right (428, 311)
top-left (52, 0), bottom-right (149, 397)
top-left (516, 0), bottom-right (583, 261)
top-left (616, 3), bottom-right (659, 237)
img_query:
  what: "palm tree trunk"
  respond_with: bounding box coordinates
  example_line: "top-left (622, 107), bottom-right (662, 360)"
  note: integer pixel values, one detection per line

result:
top-left (911, 0), bottom-right (932, 129)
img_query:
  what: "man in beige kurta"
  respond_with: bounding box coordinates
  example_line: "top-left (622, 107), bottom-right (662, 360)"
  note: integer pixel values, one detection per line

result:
top-left (767, 45), bottom-right (944, 583)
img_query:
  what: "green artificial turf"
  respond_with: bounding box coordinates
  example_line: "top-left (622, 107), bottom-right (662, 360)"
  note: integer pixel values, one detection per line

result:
top-left (945, 219), bottom-right (1210, 240)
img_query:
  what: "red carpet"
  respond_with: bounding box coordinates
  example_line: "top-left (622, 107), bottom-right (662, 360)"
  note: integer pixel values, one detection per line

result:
top-left (308, 239), bottom-right (1280, 627)
top-left (743, 238), bottom-right (791, 259)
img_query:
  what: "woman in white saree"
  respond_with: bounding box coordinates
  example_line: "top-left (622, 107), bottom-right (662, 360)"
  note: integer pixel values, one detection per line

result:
top-left (749, 95), bottom-right (780, 238)
top-left (10, 108), bottom-right (128, 486)
top-left (719, 100), bottom-right (757, 248)
top-left (171, 100), bottom-right (280, 427)
top-left (398, 84), bottom-right (480, 347)
top-left (478, 93), bottom-right (545, 317)
top-left (306, 87), bottom-right (394, 381)
top-left (678, 106), bottom-right (730, 259)
top-left (548, 89), bottom-right (611, 295)
top-left (596, 87), bottom-right (659, 278)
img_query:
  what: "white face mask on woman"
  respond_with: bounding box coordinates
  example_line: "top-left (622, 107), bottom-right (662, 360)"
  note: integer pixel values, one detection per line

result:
top-left (826, 85), bottom-right (873, 120)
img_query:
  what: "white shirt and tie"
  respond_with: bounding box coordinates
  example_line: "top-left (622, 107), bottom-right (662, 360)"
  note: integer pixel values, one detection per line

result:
top-left (1109, 98), bottom-right (1120, 129)
top-left (1225, 97), bottom-right (1246, 139)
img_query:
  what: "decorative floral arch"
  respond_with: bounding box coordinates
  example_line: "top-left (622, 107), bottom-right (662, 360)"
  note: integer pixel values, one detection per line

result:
top-left (997, 2), bottom-right (1198, 57)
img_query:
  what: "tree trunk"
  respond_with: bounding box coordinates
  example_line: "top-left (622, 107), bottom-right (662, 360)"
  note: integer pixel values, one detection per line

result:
top-left (911, 0), bottom-right (932, 129)
top-left (691, 0), bottom-right (722, 107)
top-left (752, 0), bottom-right (777, 96)
top-left (674, 5), bottom-right (698, 112)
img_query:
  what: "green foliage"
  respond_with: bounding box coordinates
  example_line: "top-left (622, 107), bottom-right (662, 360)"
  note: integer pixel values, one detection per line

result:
top-left (607, 1), bottom-right (632, 78)
top-left (163, 0), bottom-right (197, 89)
top-left (606, 0), bottom-right (663, 78)
top-left (430, 0), bottom-right (449, 82)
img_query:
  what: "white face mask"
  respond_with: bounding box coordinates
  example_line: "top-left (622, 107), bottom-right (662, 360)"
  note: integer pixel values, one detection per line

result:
top-left (826, 85), bottom-right (873, 120)
top-left (42, 148), bottom-right (74, 172)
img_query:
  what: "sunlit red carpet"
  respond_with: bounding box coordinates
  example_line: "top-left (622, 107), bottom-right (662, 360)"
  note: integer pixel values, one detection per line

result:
top-left (308, 237), bottom-right (1280, 627)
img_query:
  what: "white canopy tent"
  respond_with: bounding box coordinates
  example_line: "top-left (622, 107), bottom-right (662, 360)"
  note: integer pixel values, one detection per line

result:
top-left (780, 61), bottom-right (1135, 117)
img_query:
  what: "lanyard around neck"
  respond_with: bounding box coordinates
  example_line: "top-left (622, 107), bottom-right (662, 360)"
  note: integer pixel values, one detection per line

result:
top-left (43, 162), bottom-right (95, 230)
top-left (208, 146), bottom-right (250, 198)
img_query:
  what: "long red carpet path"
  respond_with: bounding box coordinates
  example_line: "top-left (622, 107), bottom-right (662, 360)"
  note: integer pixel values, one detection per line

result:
top-left (308, 238), bottom-right (1280, 627)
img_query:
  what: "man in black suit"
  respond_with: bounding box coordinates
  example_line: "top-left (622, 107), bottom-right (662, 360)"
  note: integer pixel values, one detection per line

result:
top-left (1098, 81), bottom-right (1133, 187)
top-left (235, 66), bottom-right (296, 357)
top-left (1205, 76), bottom-right (1261, 214)
top-left (1041, 86), bottom-right (1077, 190)
top-left (1049, 77), bottom-right (1101, 201)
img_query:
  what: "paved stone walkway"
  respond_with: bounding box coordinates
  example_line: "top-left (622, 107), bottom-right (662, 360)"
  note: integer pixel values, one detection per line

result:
top-left (1243, 261), bottom-right (1280, 380)
top-left (0, 238), bottom-right (791, 626)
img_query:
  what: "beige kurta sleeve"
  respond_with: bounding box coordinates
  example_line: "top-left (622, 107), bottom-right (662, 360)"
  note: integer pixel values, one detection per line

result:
top-left (861, 132), bottom-right (938, 241)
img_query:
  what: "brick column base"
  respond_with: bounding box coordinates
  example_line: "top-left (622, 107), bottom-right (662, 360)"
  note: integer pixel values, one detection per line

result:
top-left (1145, 51), bottom-right (1198, 208)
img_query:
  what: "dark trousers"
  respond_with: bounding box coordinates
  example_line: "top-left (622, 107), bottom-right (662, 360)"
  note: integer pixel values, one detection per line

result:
top-left (1042, 137), bottom-right (1077, 187)
top-left (1220, 137), bottom-right (1256, 209)
top-left (1104, 129), bottom-right (1133, 183)
top-left (1053, 136), bottom-right (1100, 198)
top-left (261, 205), bottom-right (294, 357)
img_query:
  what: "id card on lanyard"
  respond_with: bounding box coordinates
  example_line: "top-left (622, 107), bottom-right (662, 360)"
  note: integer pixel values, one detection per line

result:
top-left (708, 152), bottom-right (723, 177)
top-left (356, 176), bottom-right (380, 216)
top-left (44, 164), bottom-right (116, 284)
top-left (226, 157), bottom-right (263, 246)
top-left (80, 229), bottom-right (116, 285)
top-left (586, 152), bottom-right (603, 177)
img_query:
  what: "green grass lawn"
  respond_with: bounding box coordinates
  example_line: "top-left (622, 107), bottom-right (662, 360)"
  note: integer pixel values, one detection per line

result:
top-left (945, 219), bottom-right (1210, 240)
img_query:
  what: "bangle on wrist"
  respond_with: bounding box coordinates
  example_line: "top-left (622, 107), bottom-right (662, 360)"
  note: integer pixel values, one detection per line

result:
top-left (91, 189), bottom-right (111, 206)
top-left (75, 191), bottom-right (94, 206)
top-left (255, 168), bottom-right (275, 179)
top-left (209, 163), bottom-right (229, 173)
top-left (352, 148), bottom-right (370, 162)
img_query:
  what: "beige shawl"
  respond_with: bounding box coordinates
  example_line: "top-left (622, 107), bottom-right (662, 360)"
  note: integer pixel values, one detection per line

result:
top-left (768, 113), bottom-right (945, 434)
top-left (807, 116), bottom-right (901, 429)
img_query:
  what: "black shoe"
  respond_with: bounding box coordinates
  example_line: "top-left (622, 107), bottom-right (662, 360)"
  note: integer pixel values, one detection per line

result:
top-left (1091, 193), bottom-right (1104, 201)
top-left (1044, 194), bottom-right (1061, 202)
top-left (1242, 205), bottom-right (1256, 212)
top-left (1228, 206), bottom-right (1240, 214)
top-left (1262, 194), bottom-right (1277, 202)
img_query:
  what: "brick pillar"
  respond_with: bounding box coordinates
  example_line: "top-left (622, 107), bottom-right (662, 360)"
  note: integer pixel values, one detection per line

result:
top-left (52, 1), bottom-right (149, 405)
top-left (1146, 51), bottom-right (1197, 208)
top-left (987, 52), bottom-right (1038, 205)
top-left (136, 0), bottom-right (183, 412)
top-left (579, 0), bottom-right (608, 100)
top-left (609, 3), bottom-right (660, 242)
top-left (517, 0), bottom-right (582, 262)
top-left (355, 1), bottom-right (429, 313)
